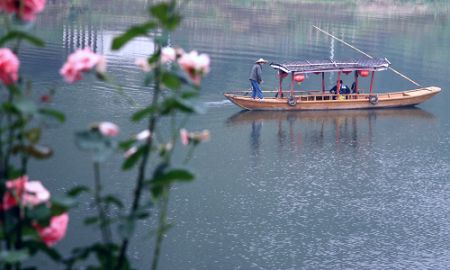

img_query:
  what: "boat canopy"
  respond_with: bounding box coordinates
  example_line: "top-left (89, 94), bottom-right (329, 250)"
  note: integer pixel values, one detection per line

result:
top-left (270, 58), bottom-right (390, 74)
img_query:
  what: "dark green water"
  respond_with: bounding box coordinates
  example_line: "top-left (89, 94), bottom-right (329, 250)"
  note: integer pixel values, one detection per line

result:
top-left (20, 1), bottom-right (450, 269)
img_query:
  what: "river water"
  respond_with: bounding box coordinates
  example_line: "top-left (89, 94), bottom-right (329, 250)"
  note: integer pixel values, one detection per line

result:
top-left (21, 1), bottom-right (450, 269)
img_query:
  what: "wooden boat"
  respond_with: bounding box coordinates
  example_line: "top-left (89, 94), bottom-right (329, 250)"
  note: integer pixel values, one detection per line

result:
top-left (224, 59), bottom-right (441, 111)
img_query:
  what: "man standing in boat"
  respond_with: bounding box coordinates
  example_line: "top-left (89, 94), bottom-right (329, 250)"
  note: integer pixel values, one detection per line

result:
top-left (249, 58), bottom-right (268, 99)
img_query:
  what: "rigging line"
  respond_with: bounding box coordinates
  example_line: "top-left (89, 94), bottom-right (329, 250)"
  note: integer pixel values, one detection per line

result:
top-left (312, 25), bottom-right (421, 87)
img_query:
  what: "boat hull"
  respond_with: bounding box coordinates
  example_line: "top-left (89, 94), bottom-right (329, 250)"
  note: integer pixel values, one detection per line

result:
top-left (224, 87), bottom-right (441, 111)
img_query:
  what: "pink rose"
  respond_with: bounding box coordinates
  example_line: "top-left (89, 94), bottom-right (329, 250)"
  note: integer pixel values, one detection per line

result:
top-left (2, 175), bottom-right (27, 210)
top-left (179, 128), bottom-right (189, 146)
top-left (135, 57), bottom-right (151, 72)
top-left (98, 121), bottom-right (119, 137)
top-left (190, 129), bottom-right (210, 143)
top-left (0, 48), bottom-right (20, 85)
top-left (0, 0), bottom-right (46, 21)
top-left (124, 146), bottom-right (137, 158)
top-left (23, 181), bottom-right (50, 206)
top-left (177, 50), bottom-right (210, 85)
top-left (2, 176), bottom-right (50, 210)
top-left (60, 48), bottom-right (105, 83)
top-left (136, 129), bottom-right (151, 141)
top-left (161, 47), bottom-right (176, 64)
top-left (35, 213), bottom-right (69, 247)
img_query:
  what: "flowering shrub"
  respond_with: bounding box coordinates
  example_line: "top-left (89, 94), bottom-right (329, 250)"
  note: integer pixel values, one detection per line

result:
top-left (0, 0), bottom-right (210, 269)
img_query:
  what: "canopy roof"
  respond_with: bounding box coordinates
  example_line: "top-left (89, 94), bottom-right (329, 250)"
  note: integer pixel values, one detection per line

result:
top-left (270, 58), bottom-right (390, 74)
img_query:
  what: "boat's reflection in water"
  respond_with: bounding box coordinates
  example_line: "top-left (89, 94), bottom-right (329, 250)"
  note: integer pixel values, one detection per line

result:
top-left (227, 108), bottom-right (435, 153)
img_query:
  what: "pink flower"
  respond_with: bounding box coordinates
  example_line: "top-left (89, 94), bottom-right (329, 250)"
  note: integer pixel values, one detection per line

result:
top-left (135, 57), bottom-right (151, 72)
top-left (35, 213), bottom-right (69, 247)
top-left (177, 50), bottom-right (210, 85)
top-left (60, 48), bottom-right (105, 83)
top-left (2, 176), bottom-right (51, 210)
top-left (180, 128), bottom-right (189, 146)
top-left (136, 129), bottom-right (151, 141)
top-left (95, 56), bottom-right (107, 74)
top-left (98, 122), bottom-right (119, 137)
top-left (0, 0), bottom-right (46, 21)
top-left (23, 181), bottom-right (50, 206)
top-left (191, 129), bottom-right (210, 143)
top-left (161, 47), bottom-right (176, 64)
top-left (2, 175), bottom-right (27, 210)
top-left (124, 146), bottom-right (137, 158)
top-left (0, 48), bottom-right (20, 85)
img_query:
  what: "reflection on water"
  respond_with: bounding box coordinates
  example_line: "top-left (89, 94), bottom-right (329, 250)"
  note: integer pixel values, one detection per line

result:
top-left (228, 108), bottom-right (435, 152)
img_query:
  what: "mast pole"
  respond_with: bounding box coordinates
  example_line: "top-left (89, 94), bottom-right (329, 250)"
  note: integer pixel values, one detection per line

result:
top-left (322, 72), bottom-right (325, 93)
top-left (312, 25), bottom-right (421, 87)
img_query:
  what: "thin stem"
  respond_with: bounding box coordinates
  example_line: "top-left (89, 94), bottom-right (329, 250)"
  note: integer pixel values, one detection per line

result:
top-left (93, 162), bottom-right (112, 245)
top-left (115, 64), bottom-right (162, 270)
top-left (150, 187), bottom-right (170, 270)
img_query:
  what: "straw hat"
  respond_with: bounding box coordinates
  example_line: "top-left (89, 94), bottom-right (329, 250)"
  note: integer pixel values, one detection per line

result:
top-left (255, 58), bottom-right (268, 64)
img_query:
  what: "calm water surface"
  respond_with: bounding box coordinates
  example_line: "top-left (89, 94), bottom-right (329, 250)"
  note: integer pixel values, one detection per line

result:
top-left (21, 1), bottom-right (450, 269)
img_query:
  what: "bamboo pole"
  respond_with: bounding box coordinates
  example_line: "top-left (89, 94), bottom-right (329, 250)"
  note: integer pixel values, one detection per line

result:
top-left (312, 25), bottom-right (421, 87)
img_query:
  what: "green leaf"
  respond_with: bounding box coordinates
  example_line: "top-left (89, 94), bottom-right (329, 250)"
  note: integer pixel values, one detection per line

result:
top-left (75, 130), bottom-right (116, 162)
top-left (111, 21), bottom-right (157, 50)
top-left (0, 250), bottom-right (29, 264)
top-left (84, 216), bottom-right (99, 225)
top-left (39, 108), bottom-right (65, 123)
top-left (152, 168), bottom-right (195, 186)
top-left (122, 145), bottom-right (147, 170)
top-left (14, 98), bottom-right (38, 115)
top-left (119, 138), bottom-right (136, 150)
top-left (148, 51), bottom-right (161, 64)
top-left (67, 185), bottom-right (90, 197)
top-left (150, 2), bottom-right (181, 31)
top-left (0, 31), bottom-right (45, 47)
top-left (28, 204), bottom-right (52, 226)
top-left (51, 196), bottom-right (76, 216)
top-left (181, 90), bottom-right (200, 99)
top-left (161, 72), bottom-right (181, 89)
top-left (160, 97), bottom-right (195, 115)
top-left (150, 2), bottom-right (170, 18)
top-left (103, 195), bottom-right (124, 209)
top-left (131, 105), bottom-right (157, 122)
top-left (144, 72), bottom-right (155, 86)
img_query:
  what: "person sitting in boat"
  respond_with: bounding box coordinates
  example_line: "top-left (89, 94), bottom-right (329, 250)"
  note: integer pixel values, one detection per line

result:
top-left (329, 80), bottom-right (350, 94)
top-left (249, 58), bottom-right (268, 99)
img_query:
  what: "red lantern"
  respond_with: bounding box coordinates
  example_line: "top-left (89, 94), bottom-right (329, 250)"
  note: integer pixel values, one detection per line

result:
top-left (314, 72), bottom-right (321, 75)
top-left (294, 74), bottom-right (305, 83)
top-left (278, 71), bottom-right (288, 79)
top-left (343, 70), bottom-right (352, 75)
top-left (359, 70), bottom-right (369, 77)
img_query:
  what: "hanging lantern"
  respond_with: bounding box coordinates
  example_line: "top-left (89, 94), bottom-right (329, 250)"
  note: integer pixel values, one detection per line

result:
top-left (313, 72), bottom-right (322, 75)
top-left (359, 70), bottom-right (370, 77)
top-left (343, 70), bottom-right (352, 75)
top-left (278, 71), bottom-right (288, 79)
top-left (294, 74), bottom-right (305, 83)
